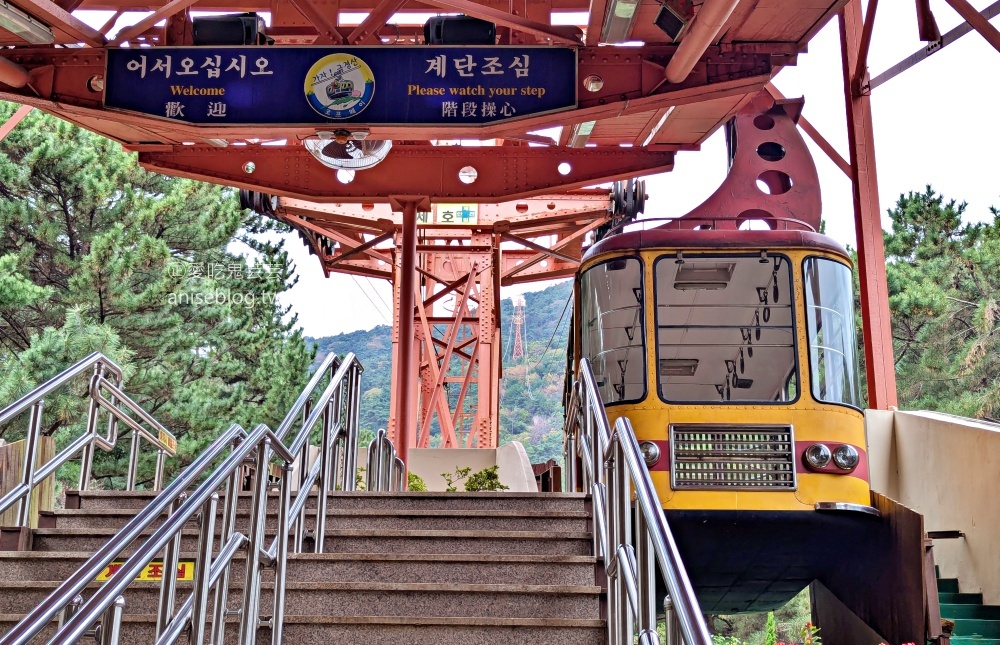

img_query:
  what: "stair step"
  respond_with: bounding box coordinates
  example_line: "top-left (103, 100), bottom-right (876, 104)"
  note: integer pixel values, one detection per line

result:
top-left (275, 615), bottom-right (605, 644)
top-left (29, 528), bottom-right (592, 556)
top-left (0, 580), bottom-right (601, 619)
top-left (284, 553), bottom-right (598, 585)
top-left (318, 529), bottom-right (592, 555)
top-left (0, 614), bottom-right (605, 645)
top-left (939, 578), bottom-right (961, 593)
top-left (942, 604), bottom-right (1000, 620)
top-left (66, 490), bottom-right (589, 513)
top-left (942, 592), bottom-right (986, 605)
top-left (0, 551), bottom-right (598, 586)
top-left (953, 619), bottom-right (1000, 638)
top-left (42, 508), bottom-right (591, 532)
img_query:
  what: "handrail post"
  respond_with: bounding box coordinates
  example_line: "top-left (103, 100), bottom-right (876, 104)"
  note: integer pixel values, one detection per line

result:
top-left (239, 439), bottom-right (272, 645)
top-left (344, 365), bottom-right (361, 491)
top-left (189, 493), bottom-right (217, 645)
top-left (125, 430), bottom-right (140, 490)
top-left (17, 400), bottom-right (44, 527)
top-left (271, 461), bottom-right (293, 644)
top-left (156, 493), bottom-right (185, 638)
top-left (99, 596), bottom-right (125, 645)
top-left (635, 502), bottom-right (658, 639)
top-left (211, 459), bottom-right (242, 645)
top-left (153, 449), bottom-right (166, 491)
top-left (315, 398), bottom-right (335, 554)
top-left (79, 365), bottom-right (103, 492)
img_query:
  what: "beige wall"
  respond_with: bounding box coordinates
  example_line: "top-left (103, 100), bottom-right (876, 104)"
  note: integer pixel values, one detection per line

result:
top-left (866, 410), bottom-right (1000, 603)
top-left (496, 441), bottom-right (539, 492)
top-left (406, 442), bottom-right (537, 492)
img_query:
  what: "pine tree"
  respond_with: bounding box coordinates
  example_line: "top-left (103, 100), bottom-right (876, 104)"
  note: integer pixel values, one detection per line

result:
top-left (0, 102), bottom-right (313, 487)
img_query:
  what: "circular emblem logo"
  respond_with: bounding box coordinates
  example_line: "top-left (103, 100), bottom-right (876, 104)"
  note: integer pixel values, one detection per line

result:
top-left (304, 54), bottom-right (375, 120)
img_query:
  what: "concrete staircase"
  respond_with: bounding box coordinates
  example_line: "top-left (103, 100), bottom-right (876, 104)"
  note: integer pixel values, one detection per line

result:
top-left (0, 490), bottom-right (605, 643)
top-left (939, 574), bottom-right (1000, 645)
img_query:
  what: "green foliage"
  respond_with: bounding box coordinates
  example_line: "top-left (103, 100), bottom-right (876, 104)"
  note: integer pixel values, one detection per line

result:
top-left (464, 465), bottom-right (509, 491)
top-left (710, 587), bottom-right (811, 645)
top-left (0, 102), bottom-right (313, 489)
top-left (800, 621), bottom-right (821, 644)
top-left (407, 471), bottom-right (428, 491)
top-left (880, 187), bottom-right (1000, 417)
top-left (441, 466), bottom-right (471, 492)
top-left (764, 613), bottom-right (777, 645)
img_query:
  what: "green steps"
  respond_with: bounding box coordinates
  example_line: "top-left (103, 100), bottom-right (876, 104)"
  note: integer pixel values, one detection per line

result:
top-left (938, 575), bottom-right (1000, 644)
top-left (943, 592), bottom-right (986, 605)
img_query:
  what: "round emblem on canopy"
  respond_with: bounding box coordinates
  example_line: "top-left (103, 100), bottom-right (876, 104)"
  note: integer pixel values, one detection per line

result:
top-left (304, 54), bottom-right (375, 119)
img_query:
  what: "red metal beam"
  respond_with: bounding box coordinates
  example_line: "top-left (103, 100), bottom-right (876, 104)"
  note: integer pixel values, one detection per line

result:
top-left (393, 201), bottom-right (418, 467)
top-left (418, 0), bottom-right (582, 45)
top-left (287, 0), bottom-right (346, 44)
top-left (853, 0), bottom-right (878, 88)
top-left (0, 105), bottom-right (32, 142)
top-left (138, 145), bottom-right (675, 203)
top-left (840, 0), bottom-right (897, 409)
top-left (347, 0), bottom-right (409, 44)
top-left (943, 0), bottom-right (1000, 54)
top-left (0, 45), bottom-right (773, 143)
top-left (11, 0), bottom-right (105, 45)
top-left (109, 0), bottom-right (199, 45)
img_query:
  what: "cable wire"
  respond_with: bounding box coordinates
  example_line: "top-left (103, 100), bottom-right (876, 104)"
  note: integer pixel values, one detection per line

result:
top-left (350, 275), bottom-right (391, 325)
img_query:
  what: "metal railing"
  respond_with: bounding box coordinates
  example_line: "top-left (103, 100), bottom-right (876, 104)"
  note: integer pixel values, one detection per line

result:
top-left (0, 352), bottom-right (177, 528)
top-left (366, 428), bottom-right (405, 491)
top-left (3, 351), bottom-right (365, 645)
top-left (564, 358), bottom-right (712, 645)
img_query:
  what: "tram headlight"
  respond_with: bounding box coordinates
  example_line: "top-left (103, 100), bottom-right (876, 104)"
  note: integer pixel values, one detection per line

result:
top-left (639, 441), bottom-right (660, 466)
top-left (832, 444), bottom-right (860, 471)
top-left (804, 444), bottom-right (832, 470)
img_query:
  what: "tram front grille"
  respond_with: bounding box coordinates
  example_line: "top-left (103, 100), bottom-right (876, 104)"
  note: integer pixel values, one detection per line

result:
top-left (670, 424), bottom-right (796, 490)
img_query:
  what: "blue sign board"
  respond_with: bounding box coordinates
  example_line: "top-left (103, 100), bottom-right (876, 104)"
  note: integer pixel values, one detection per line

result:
top-left (104, 46), bottom-right (577, 126)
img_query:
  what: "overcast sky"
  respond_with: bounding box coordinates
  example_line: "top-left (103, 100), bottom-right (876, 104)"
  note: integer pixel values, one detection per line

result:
top-left (270, 1), bottom-right (1000, 338)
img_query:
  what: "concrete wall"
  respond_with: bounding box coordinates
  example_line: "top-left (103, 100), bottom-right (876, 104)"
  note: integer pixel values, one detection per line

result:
top-left (403, 442), bottom-right (538, 492)
top-left (866, 410), bottom-right (1000, 604)
top-left (496, 441), bottom-right (539, 492)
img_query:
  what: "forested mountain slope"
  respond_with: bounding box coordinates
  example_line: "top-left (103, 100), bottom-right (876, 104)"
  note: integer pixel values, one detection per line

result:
top-left (309, 279), bottom-right (573, 463)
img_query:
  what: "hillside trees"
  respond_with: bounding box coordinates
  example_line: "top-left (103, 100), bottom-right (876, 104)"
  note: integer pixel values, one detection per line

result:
top-left (0, 103), bottom-right (313, 485)
top-left (884, 187), bottom-right (1000, 417)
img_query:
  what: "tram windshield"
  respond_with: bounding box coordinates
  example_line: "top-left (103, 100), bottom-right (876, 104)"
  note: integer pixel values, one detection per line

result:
top-left (803, 258), bottom-right (862, 408)
top-left (654, 253), bottom-right (798, 403)
top-left (579, 257), bottom-right (646, 405)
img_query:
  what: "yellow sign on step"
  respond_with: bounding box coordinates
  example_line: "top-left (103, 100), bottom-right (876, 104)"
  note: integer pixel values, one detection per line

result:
top-left (96, 560), bottom-right (195, 582)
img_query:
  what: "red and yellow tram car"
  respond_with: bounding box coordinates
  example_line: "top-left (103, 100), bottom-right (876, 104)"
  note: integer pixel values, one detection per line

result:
top-left (566, 93), bottom-right (883, 613)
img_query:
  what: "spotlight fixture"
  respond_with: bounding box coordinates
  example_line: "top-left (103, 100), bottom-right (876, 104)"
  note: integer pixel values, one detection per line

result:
top-left (601, 0), bottom-right (641, 43)
top-left (654, 2), bottom-right (688, 42)
top-left (0, 0), bottom-right (54, 45)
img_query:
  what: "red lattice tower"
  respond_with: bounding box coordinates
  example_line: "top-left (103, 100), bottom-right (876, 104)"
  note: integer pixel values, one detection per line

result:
top-left (511, 295), bottom-right (526, 361)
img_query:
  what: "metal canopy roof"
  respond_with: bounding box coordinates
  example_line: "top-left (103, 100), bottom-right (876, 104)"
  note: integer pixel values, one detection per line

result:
top-left (0, 0), bottom-right (847, 200)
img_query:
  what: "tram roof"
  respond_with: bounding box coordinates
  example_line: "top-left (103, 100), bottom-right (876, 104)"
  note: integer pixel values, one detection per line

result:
top-left (581, 227), bottom-right (850, 265)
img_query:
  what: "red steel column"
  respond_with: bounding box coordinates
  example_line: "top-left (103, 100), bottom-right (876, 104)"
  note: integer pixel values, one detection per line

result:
top-left (393, 201), bottom-right (418, 468)
top-left (840, 0), bottom-right (898, 409)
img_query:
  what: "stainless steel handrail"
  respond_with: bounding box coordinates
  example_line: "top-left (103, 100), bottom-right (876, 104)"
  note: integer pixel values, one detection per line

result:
top-left (366, 428), bottom-right (405, 491)
top-left (3, 352), bottom-right (366, 645)
top-left (564, 358), bottom-right (712, 645)
top-left (2, 422), bottom-right (247, 645)
top-left (0, 352), bottom-right (178, 529)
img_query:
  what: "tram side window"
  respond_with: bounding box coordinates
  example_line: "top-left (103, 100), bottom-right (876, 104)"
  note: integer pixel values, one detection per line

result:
top-left (804, 258), bottom-right (862, 408)
top-left (655, 253), bottom-right (798, 403)
top-left (579, 258), bottom-right (646, 404)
